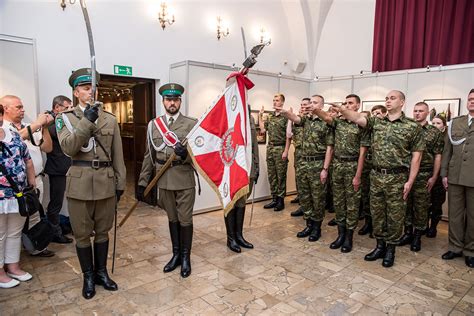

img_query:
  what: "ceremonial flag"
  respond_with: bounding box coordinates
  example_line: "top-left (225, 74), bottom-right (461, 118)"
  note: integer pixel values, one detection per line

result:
top-left (187, 73), bottom-right (254, 215)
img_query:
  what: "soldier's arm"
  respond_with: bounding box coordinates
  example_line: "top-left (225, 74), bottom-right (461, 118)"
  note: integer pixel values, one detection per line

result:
top-left (353, 146), bottom-right (366, 191)
top-left (112, 120), bottom-right (126, 191)
top-left (56, 113), bottom-right (95, 157)
top-left (39, 125), bottom-right (53, 153)
top-left (280, 107), bottom-right (301, 124)
top-left (313, 107), bottom-right (333, 124)
top-left (404, 151), bottom-right (422, 200)
top-left (337, 105), bottom-right (367, 127)
top-left (320, 145), bottom-right (333, 184)
top-left (440, 132), bottom-right (452, 189)
top-left (138, 124), bottom-right (155, 187)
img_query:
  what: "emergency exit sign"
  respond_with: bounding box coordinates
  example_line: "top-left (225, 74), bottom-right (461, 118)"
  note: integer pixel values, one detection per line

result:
top-left (114, 65), bottom-right (132, 76)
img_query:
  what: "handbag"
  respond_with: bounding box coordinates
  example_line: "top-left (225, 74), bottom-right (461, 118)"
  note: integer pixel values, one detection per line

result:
top-left (22, 203), bottom-right (54, 252)
top-left (0, 164), bottom-right (40, 217)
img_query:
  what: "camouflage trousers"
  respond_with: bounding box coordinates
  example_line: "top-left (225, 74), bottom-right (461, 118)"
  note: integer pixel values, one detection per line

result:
top-left (266, 145), bottom-right (288, 198)
top-left (300, 160), bottom-right (327, 221)
top-left (406, 171), bottom-right (431, 230)
top-left (332, 161), bottom-right (361, 230)
top-left (370, 170), bottom-right (408, 244)
top-left (429, 177), bottom-right (446, 221)
top-left (360, 160), bottom-right (372, 217)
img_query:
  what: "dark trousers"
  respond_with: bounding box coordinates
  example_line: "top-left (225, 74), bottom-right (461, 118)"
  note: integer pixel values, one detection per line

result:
top-left (47, 175), bottom-right (66, 227)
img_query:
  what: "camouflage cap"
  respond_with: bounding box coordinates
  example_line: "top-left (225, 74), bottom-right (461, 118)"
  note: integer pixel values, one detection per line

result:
top-left (68, 68), bottom-right (101, 88)
top-left (159, 83), bottom-right (184, 97)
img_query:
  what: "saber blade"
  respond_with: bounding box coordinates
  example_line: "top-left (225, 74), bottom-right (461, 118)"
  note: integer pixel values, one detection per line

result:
top-left (79, 0), bottom-right (97, 103)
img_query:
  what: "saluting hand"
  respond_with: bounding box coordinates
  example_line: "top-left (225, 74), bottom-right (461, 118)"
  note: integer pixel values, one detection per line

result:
top-left (84, 104), bottom-right (99, 122)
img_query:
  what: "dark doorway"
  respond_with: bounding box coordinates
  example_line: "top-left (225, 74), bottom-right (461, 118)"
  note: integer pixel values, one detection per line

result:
top-left (98, 74), bottom-right (157, 205)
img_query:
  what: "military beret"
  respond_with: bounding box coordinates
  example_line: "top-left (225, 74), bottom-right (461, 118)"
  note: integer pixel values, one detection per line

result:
top-left (68, 68), bottom-right (101, 88)
top-left (159, 83), bottom-right (184, 97)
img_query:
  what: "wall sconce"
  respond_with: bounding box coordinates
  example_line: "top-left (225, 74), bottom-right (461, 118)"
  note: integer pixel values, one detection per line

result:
top-left (426, 64), bottom-right (443, 72)
top-left (216, 16), bottom-right (229, 40)
top-left (60, 0), bottom-right (76, 10)
top-left (259, 27), bottom-right (271, 44)
top-left (158, 1), bottom-right (175, 30)
top-left (359, 70), bottom-right (371, 76)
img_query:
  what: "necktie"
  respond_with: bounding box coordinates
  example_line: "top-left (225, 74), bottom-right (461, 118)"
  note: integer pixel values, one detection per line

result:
top-left (168, 117), bottom-right (174, 127)
top-left (469, 117), bottom-right (472, 128)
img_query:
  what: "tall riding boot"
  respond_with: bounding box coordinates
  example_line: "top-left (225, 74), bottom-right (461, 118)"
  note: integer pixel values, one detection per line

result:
top-left (398, 225), bottom-right (413, 246)
top-left (264, 196), bottom-right (277, 209)
top-left (308, 221), bottom-right (322, 242)
top-left (297, 219), bottom-right (314, 238)
top-left (234, 206), bottom-right (253, 249)
top-left (225, 208), bottom-right (241, 253)
top-left (94, 240), bottom-right (118, 291)
top-left (364, 239), bottom-right (386, 261)
top-left (341, 229), bottom-right (354, 253)
top-left (382, 244), bottom-right (396, 267)
top-left (274, 196), bottom-right (285, 212)
top-left (180, 224), bottom-right (193, 278)
top-left (330, 225), bottom-right (346, 249)
top-left (164, 222), bottom-right (181, 272)
top-left (410, 229), bottom-right (423, 252)
top-left (426, 218), bottom-right (440, 238)
top-left (358, 216), bottom-right (372, 236)
top-left (76, 246), bottom-right (96, 299)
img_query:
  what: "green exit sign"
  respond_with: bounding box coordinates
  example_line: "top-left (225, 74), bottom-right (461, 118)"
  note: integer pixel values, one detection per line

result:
top-left (114, 65), bottom-right (132, 76)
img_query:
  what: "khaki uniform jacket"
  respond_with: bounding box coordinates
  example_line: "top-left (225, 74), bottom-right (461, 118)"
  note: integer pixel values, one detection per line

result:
top-left (56, 106), bottom-right (126, 200)
top-left (441, 115), bottom-right (474, 187)
top-left (138, 114), bottom-right (197, 190)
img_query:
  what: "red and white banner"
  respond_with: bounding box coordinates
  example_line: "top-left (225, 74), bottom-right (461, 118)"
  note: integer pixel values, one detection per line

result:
top-left (187, 73), bottom-right (254, 215)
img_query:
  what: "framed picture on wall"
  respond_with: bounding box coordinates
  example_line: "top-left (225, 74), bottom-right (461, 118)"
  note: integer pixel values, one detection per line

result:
top-left (251, 110), bottom-right (269, 144)
top-left (362, 100), bottom-right (385, 112)
top-left (423, 98), bottom-right (461, 122)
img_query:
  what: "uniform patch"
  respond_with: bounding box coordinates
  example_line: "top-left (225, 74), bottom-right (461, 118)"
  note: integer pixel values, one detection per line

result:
top-left (56, 117), bottom-right (64, 131)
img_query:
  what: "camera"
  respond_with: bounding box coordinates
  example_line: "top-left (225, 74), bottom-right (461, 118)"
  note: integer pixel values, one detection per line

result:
top-left (44, 110), bottom-right (56, 118)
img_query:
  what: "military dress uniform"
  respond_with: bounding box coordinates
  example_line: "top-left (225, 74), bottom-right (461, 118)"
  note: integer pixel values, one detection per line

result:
top-left (363, 112), bottom-right (424, 267)
top-left (328, 118), bottom-right (366, 252)
top-left (137, 83), bottom-right (197, 278)
top-left (225, 114), bottom-right (259, 253)
top-left (440, 114), bottom-right (474, 267)
top-left (56, 68), bottom-right (126, 299)
top-left (263, 112), bottom-right (288, 211)
top-left (402, 123), bottom-right (443, 251)
top-left (295, 115), bottom-right (333, 241)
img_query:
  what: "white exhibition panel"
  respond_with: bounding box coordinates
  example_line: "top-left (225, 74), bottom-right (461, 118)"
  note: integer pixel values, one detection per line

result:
top-left (311, 79), bottom-right (353, 103)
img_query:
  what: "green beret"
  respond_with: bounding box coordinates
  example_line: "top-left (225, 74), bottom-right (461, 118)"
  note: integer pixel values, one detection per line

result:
top-left (159, 83), bottom-right (184, 97)
top-left (69, 68), bottom-right (101, 88)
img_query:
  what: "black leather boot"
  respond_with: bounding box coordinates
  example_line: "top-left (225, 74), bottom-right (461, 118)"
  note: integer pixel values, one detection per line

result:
top-left (297, 219), bottom-right (314, 238)
top-left (358, 216), bottom-right (372, 236)
top-left (264, 196), bottom-right (277, 209)
top-left (382, 244), bottom-right (396, 267)
top-left (341, 229), bottom-right (354, 253)
top-left (308, 221), bottom-right (322, 242)
top-left (274, 196), bottom-right (285, 212)
top-left (94, 241), bottom-right (118, 291)
top-left (290, 196), bottom-right (299, 204)
top-left (76, 246), bottom-right (96, 299)
top-left (180, 224), bottom-right (193, 278)
top-left (290, 207), bottom-right (304, 217)
top-left (225, 208), bottom-right (241, 253)
top-left (410, 229), bottom-right (423, 252)
top-left (364, 239), bottom-right (386, 261)
top-left (398, 225), bottom-right (413, 246)
top-left (234, 206), bottom-right (253, 249)
top-left (163, 222), bottom-right (181, 272)
top-left (327, 218), bottom-right (337, 226)
top-left (330, 225), bottom-right (346, 249)
top-left (426, 218), bottom-right (440, 238)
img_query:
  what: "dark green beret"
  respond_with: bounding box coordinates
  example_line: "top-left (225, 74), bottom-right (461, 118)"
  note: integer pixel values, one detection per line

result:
top-left (159, 83), bottom-right (184, 97)
top-left (68, 68), bottom-right (101, 88)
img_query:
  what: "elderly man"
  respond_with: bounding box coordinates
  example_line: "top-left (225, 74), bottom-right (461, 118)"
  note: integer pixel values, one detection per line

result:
top-left (441, 88), bottom-right (474, 268)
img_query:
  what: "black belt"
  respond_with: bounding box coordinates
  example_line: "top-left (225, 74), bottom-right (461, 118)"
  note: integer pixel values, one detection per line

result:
top-left (373, 166), bottom-right (408, 175)
top-left (72, 160), bottom-right (112, 169)
top-left (302, 155), bottom-right (325, 162)
top-left (335, 156), bottom-right (359, 162)
top-left (156, 159), bottom-right (185, 167)
top-left (419, 166), bottom-right (433, 173)
top-left (268, 143), bottom-right (286, 146)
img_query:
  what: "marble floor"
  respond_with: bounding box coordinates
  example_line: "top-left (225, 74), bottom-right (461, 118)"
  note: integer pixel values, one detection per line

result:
top-left (1, 194), bottom-right (473, 315)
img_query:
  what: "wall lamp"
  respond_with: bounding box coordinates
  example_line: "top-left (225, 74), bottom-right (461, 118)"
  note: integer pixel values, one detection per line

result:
top-left (359, 70), bottom-right (372, 76)
top-left (426, 64), bottom-right (443, 72)
top-left (158, 1), bottom-right (175, 30)
top-left (259, 27), bottom-right (271, 44)
top-left (60, 0), bottom-right (76, 10)
top-left (216, 16), bottom-right (229, 40)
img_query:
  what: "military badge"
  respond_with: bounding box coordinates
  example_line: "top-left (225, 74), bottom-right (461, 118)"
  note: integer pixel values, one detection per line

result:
top-left (56, 117), bottom-right (64, 131)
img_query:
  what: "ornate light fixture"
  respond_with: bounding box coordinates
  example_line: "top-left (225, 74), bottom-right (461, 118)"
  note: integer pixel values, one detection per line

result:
top-left (158, 1), bottom-right (175, 30)
top-left (216, 16), bottom-right (229, 40)
top-left (60, 0), bottom-right (76, 10)
top-left (259, 27), bottom-right (271, 44)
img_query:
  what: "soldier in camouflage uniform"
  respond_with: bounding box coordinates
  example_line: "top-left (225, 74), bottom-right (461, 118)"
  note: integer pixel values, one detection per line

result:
top-left (280, 95), bottom-right (333, 241)
top-left (314, 95), bottom-right (367, 253)
top-left (399, 102), bottom-right (443, 252)
top-left (335, 90), bottom-right (424, 267)
top-left (259, 94), bottom-right (290, 212)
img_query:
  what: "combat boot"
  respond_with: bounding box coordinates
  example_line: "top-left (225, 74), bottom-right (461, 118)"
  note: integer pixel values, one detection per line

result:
top-left (410, 229), bottom-right (423, 252)
top-left (274, 197), bottom-right (285, 212)
top-left (76, 246), bottom-right (95, 299)
top-left (327, 218), bottom-right (337, 226)
top-left (290, 196), bottom-right (299, 204)
top-left (398, 225), bottom-right (413, 246)
top-left (341, 229), bottom-right (354, 253)
top-left (180, 224), bottom-right (193, 278)
top-left (224, 208), bottom-right (241, 253)
top-left (163, 222), bottom-right (181, 272)
top-left (263, 196), bottom-right (277, 209)
top-left (297, 219), bottom-right (314, 238)
top-left (358, 215), bottom-right (372, 236)
top-left (364, 239), bottom-right (386, 261)
top-left (234, 206), bottom-right (253, 249)
top-left (94, 240), bottom-right (118, 291)
top-left (426, 218), bottom-right (440, 238)
top-left (382, 244), bottom-right (396, 267)
top-left (290, 207), bottom-right (304, 217)
top-left (329, 225), bottom-right (346, 249)
top-left (308, 221), bottom-right (322, 242)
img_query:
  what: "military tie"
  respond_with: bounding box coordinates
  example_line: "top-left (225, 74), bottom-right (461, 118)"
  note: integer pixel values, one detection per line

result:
top-left (168, 117), bottom-right (174, 127)
top-left (469, 117), bottom-right (472, 128)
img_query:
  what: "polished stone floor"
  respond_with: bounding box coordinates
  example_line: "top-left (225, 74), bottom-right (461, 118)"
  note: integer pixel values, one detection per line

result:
top-left (1, 195), bottom-right (473, 315)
